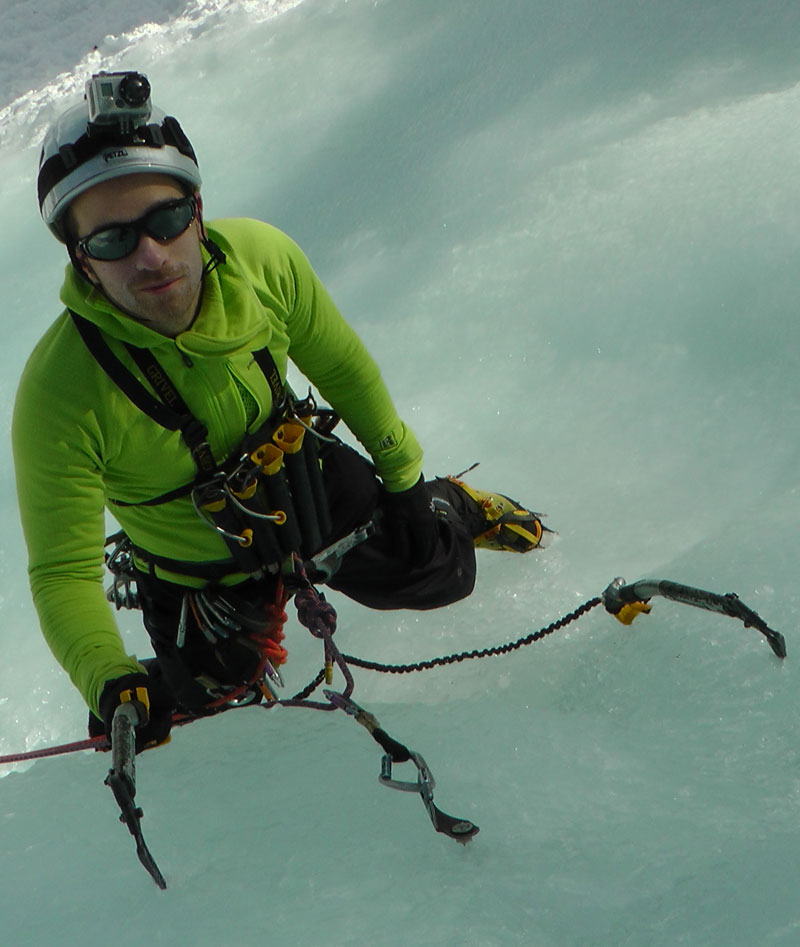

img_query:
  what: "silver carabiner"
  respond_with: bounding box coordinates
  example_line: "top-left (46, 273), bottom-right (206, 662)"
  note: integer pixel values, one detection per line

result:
top-left (379, 752), bottom-right (436, 796)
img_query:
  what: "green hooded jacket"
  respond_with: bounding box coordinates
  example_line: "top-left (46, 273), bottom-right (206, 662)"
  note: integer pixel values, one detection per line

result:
top-left (13, 218), bottom-right (423, 716)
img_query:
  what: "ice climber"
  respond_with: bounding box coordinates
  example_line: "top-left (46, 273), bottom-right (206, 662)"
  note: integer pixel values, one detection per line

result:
top-left (13, 71), bottom-right (548, 750)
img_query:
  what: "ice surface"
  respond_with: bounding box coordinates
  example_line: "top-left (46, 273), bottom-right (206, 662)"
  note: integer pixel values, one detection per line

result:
top-left (1, 1), bottom-right (799, 944)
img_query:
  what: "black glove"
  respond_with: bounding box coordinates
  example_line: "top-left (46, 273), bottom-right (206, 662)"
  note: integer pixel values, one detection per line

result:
top-left (98, 671), bottom-right (174, 752)
top-left (382, 475), bottom-right (439, 567)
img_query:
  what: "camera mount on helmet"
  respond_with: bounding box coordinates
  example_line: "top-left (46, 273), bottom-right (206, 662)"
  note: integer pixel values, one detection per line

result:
top-left (86, 72), bottom-right (153, 136)
top-left (37, 70), bottom-right (204, 242)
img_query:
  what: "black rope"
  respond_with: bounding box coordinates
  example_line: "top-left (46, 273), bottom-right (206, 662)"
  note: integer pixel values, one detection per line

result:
top-left (292, 597), bottom-right (603, 690)
top-left (291, 668), bottom-right (327, 700)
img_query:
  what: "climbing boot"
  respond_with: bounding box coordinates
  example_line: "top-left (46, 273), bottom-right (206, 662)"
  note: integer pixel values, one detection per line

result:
top-left (432, 476), bottom-right (549, 552)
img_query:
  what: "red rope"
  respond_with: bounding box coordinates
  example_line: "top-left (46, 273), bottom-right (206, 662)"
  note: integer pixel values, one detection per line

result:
top-left (0, 734), bottom-right (109, 764)
top-left (0, 712), bottom-right (207, 764)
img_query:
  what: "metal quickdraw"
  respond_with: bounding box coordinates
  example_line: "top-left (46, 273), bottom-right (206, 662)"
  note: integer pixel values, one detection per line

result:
top-left (104, 531), bottom-right (139, 610)
top-left (324, 690), bottom-right (480, 845)
top-left (178, 581), bottom-right (290, 706)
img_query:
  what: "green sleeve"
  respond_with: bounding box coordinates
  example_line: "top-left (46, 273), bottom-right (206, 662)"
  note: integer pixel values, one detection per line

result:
top-left (288, 252), bottom-right (424, 491)
top-left (220, 220), bottom-right (425, 491)
top-left (12, 323), bottom-right (144, 716)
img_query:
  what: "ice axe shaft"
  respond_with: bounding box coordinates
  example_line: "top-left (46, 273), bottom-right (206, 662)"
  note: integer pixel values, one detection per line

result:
top-left (105, 702), bottom-right (167, 889)
top-left (603, 577), bottom-right (786, 658)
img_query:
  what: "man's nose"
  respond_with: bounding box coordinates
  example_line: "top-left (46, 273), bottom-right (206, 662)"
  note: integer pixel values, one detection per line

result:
top-left (132, 233), bottom-right (170, 269)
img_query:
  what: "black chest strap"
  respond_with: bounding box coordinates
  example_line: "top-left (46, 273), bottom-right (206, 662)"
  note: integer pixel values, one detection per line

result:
top-left (70, 311), bottom-right (285, 505)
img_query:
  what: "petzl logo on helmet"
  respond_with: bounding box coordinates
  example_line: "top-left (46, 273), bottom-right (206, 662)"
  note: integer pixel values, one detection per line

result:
top-left (103, 149), bottom-right (129, 163)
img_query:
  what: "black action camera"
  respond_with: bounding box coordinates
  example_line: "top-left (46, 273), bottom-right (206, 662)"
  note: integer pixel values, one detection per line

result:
top-left (85, 71), bottom-right (152, 134)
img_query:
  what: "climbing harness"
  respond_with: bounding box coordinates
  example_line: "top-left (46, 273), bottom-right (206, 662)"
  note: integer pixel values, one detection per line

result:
top-left (183, 580), bottom-right (290, 709)
top-left (73, 311), bottom-right (340, 586)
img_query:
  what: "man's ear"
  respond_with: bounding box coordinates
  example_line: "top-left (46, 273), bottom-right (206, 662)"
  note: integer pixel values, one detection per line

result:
top-left (67, 242), bottom-right (101, 286)
top-left (79, 252), bottom-right (99, 283)
top-left (76, 249), bottom-right (101, 286)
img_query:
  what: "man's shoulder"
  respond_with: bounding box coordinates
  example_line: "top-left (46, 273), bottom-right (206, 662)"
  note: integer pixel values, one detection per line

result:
top-left (25, 308), bottom-right (83, 357)
top-left (208, 216), bottom-right (289, 239)
top-left (207, 217), bottom-right (305, 266)
top-left (18, 309), bottom-right (101, 396)
top-left (13, 309), bottom-right (106, 456)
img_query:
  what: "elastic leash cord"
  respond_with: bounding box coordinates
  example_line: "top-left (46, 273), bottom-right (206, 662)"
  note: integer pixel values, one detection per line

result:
top-left (342, 596), bottom-right (603, 677)
top-left (270, 594), bottom-right (603, 705)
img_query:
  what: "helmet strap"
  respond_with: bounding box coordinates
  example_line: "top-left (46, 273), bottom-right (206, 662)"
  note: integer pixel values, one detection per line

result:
top-left (201, 235), bottom-right (227, 275)
top-left (194, 198), bottom-right (226, 275)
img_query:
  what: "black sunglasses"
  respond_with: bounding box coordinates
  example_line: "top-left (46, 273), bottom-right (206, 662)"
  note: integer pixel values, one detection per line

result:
top-left (76, 196), bottom-right (197, 262)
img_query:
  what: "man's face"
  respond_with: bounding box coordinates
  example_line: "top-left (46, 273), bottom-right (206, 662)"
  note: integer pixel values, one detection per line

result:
top-left (71, 173), bottom-right (205, 337)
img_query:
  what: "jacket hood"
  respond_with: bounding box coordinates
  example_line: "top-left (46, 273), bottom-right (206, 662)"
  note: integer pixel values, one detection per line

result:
top-left (59, 223), bottom-right (275, 357)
